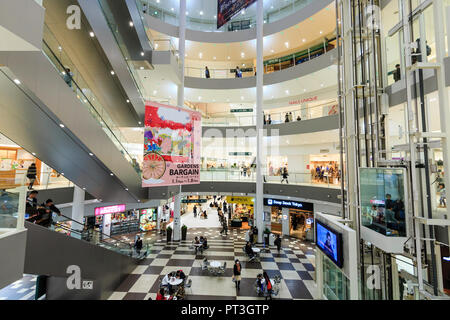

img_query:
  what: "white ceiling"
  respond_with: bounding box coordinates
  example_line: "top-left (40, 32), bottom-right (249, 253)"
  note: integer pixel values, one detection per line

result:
top-left (148, 3), bottom-right (336, 62)
top-left (136, 64), bottom-right (337, 104)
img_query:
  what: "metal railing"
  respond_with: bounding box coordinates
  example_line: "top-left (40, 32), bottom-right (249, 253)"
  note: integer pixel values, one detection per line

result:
top-left (42, 25), bottom-right (138, 168)
top-left (138, 0), bottom-right (315, 32)
top-left (200, 169), bottom-right (340, 188)
top-left (184, 38), bottom-right (336, 79)
top-left (202, 101), bottom-right (338, 126)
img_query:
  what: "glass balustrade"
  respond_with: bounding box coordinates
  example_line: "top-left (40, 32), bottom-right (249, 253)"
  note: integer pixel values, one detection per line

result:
top-left (138, 0), bottom-right (316, 32)
top-left (202, 101), bottom-right (339, 126)
top-left (49, 215), bottom-right (149, 259)
top-left (199, 169), bottom-right (340, 188)
top-left (41, 25), bottom-right (138, 169)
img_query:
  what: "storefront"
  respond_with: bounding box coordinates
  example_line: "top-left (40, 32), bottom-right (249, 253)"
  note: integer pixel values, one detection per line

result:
top-left (93, 204), bottom-right (139, 236)
top-left (139, 208), bottom-right (157, 232)
top-left (264, 197), bottom-right (314, 240)
top-left (267, 156), bottom-right (288, 176)
top-left (0, 145), bottom-right (41, 188)
top-left (226, 196), bottom-right (254, 229)
top-left (309, 154), bottom-right (341, 185)
top-left (181, 196), bottom-right (208, 215)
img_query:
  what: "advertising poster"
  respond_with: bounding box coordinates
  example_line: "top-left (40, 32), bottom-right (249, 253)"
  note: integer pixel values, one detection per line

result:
top-left (217, 0), bottom-right (257, 29)
top-left (142, 101), bottom-right (201, 187)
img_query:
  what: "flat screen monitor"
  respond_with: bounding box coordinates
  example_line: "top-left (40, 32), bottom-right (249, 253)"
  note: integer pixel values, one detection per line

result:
top-left (316, 220), bottom-right (343, 268)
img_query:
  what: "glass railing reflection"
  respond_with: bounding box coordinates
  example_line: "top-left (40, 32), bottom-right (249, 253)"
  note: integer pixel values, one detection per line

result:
top-left (199, 169), bottom-right (340, 188)
top-left (202, 102), bottom-right (339, 127)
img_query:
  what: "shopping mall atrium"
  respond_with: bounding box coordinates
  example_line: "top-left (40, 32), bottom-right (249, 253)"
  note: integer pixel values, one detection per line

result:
top-left (0, 0), bottom-right (450, 305)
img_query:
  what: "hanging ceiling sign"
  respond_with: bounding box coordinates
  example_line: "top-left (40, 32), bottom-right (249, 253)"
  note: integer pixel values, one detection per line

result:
top-left (217, 0), bottom-right (257, 29)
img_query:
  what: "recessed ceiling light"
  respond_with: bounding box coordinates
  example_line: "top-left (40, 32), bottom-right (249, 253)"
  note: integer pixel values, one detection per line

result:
top-left (89, 31), bottom-right (95, 37)
top-left (83, 187), bottom-right (86, 190)
top-left (32, 152), bottom-right (36, 156)
top-left (58, 46), bottom-right (62, 51)
top-left (129, 21), bottom-right (134, 27)
top-left (14, 79), bottom-right (21, 85)
top-left (140, 51), bottom-right (144, 56)
top-left (61, 173), bottom-right (65, 176)
top-left (140, 67), bottom-right (144, 70)
top-left (125, 188), bottom-right (129, 191)
top-left (302, 38), bottom-right (306, 42)
top-left (320, 30), bottom-right (323, 34)
top-left (241, 10), bottom-right (245, 15)
top-left (110, 70), bottom-right (115, 75)
top-left (110, 173), bottom-right (114, 176)
top-left (214, 15), bottom-right (217, 18)
top-left (138, 121), bottom-right (142, 125)
top-left (199, 10), bottom-right (203, 15)
top-left (284, 42), bottom-right (289, 48)
top-left (59, 123), bottom-right (65, 128)
top-left (126, 99), bottom-right (130, 103)
top-left (89, 152), bottom-right (93, 156)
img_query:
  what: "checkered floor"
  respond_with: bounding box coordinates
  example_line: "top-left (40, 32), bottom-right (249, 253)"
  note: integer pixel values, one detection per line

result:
top-left (109, 227), bottom-right (318, 300)
top-left (0, 275), bottom-right (37, 300)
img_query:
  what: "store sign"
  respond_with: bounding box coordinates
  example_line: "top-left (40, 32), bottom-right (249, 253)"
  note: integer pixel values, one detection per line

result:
top-left (288, 96), bottom-right (318, 105)
top-left (264, 198), bottom-right (314, 212)
top-left (217, 0), bottom-right (256, 29)
top-left (142, 101), bottom-right (201, 187)
top-left (95, 204), bottom-right (126, 216)
top-left (230, 108), bottom-right (253, 113)
top-left (226, 196), bottom-right (254, 205)
top-left (181, 199), bottom-right (208, 203)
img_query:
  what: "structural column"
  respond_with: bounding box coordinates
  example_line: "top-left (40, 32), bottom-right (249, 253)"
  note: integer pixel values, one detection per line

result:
top-left (72, 185), bottom-right (85, 231)
top-left (255, 0), bottom-right (264, 243)
top-left (172, 0), bottom-right (187, 242)
top-left (177, 0), bottom-right (186, 107)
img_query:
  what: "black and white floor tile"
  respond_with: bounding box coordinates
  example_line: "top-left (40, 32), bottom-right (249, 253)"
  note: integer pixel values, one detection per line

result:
top-left (109, 228), bottom-right (317, 300)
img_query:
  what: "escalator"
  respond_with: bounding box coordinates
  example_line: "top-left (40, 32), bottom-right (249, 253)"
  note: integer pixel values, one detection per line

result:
top-left (23, 213), bottom-right (150, 299)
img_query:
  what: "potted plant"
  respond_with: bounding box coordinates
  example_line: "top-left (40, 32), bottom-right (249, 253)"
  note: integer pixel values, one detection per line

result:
top-left (181, 224), bottom-right (188, 240)
top-left (166, 226), bottom-right (173, 243)
top-left (264, 228), bottom-right (271, 246)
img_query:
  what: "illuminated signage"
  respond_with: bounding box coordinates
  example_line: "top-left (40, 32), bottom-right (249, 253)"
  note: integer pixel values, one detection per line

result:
top-left (288, 96), bottom-right (318, 105)
top-left (264, 198), bottom-right (314, 212)
top-left (95, 204), bottom-right (126, 216)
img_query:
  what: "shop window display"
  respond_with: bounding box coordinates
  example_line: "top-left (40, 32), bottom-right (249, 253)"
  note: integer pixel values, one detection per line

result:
top-left (139, 208), bottom-right (157, 232)
top-left (310, 156), bottom-right (341, 185)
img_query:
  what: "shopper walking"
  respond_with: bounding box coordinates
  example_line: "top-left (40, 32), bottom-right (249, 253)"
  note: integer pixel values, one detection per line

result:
top-left (134, 235), bottom-right (143, 257)
top-left (289, 112), bottom-right (293, 122)
top-left (233, 259), bottom-right (242, 290)
top-left (63, 68), bottom-right (74, 88)
top-left (263, 271), bottom-right (273, 300)
top-left (26, 163), bottom-right (37, 190)
top-left (281, 167), bottom-right (289, 184)
top-left (284, 113), bottom-right (290, 123)
top-left (274, 234), bottom-right (282, 252)
top-left (205, 66), bottom-right (210, 79)
top-left (193, 204), bottom-right (198, 218)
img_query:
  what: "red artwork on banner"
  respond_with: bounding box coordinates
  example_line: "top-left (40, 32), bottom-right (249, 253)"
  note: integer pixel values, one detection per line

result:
top-left (142, 101), bottom-right (201, 187)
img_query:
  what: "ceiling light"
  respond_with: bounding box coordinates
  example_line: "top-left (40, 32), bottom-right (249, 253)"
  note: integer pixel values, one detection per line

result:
top-left (284, 42), bottom-right (289, 48)
top-left (241, 10), bottom-right (245, 15)
top-left (271, 5), bottom-right (274, 9)
top-left (171, 8), bottom-right (174, 11)
top-left (32, 152), bottom-right (36, 156)
top-left (271, 49), bottom-right (274, 53)
top-left (214, 15), bottom-right (217, 18)
top-left (140, 67), bottom-right (144, 70)
top-left (58, 46), bottom-right (62, 51)
top-left (243, 63), bottom-right (245, 66)
top-left (186, 11), bottom-right (189, 15)
top-left (227, 56), bottom-right (230, 60)
top-left (199, 11), bottom-right (203, 15)
top-left (156, 0), bottom-right (160, 3)
top-left (153, 90), bottom-right (157, 95)
top-left (61, 173), bottom-right (65, 176)
top-left (302, 38), bottom-right (306, 42)
top-left (285, 90), bottom-right (289, 94)
top-left (138, 121), bottom-right (142, 125)
top-left (138, 199), bottom-right (141, 202)
top-left (110, 173), bottom-right (114, 176)
top-left (199, 52), bottom-right (203, 58)
top-left (129, 21), bottom-right (134, 27)
top-left (59, 124), bottom-right (65, 128)
top-left (89, 153), bottom-right (93, 156)
top-left (110, 70), bottom-right (115, 75)
top-left (125, 188), bottom-right (129, 191)
top-left (140, 51), bottom-right (144, 56)
top-left (89, 31), bottom-right (95, 37)
top-left (83, 187), bottom-right (86, 190)
top-left (198, 96), bottom-right (202, 100)
top-left (13, 79), bottom-right (21, 85)
top-left (241, 52), bottom-right (245, 57)
top-left (320, 30), bottom-right (323, 34)
top-left (126, 99), bottom-right (130, 103)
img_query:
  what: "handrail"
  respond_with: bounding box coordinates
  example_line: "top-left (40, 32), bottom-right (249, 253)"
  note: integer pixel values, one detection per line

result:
top-left (184, 37), bottom-right (336, 79)
top-left (41, 36), bottom-right (135, 166)
top-left (56, 213), bottom-right (135, 248)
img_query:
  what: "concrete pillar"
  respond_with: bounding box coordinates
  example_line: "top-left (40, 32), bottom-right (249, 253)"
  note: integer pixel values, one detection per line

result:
top-left (72, 185), bottom-right (85, 231)
top-left (255, 0), bottom-right (264, 243)
top-left (173, 189), bottom-right (182, 241)
top-left (281, 207), bottom-right (290, 236)
top-left (177, 0), bottom-right (186, 107)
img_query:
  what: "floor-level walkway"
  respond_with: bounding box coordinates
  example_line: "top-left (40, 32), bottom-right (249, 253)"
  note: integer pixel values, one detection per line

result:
top-left (109, 227), bottom-right (318, 300)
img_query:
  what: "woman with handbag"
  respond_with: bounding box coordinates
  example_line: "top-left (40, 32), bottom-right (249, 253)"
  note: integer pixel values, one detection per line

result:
top-left (233, 259), bottom-right (242, 290)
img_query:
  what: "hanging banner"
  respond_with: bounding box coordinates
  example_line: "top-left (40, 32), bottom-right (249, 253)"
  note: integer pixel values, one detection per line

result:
top-left (142, 101), bottom-right (201, 187)
top-left (217, 0), bottom-right (256, 29)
